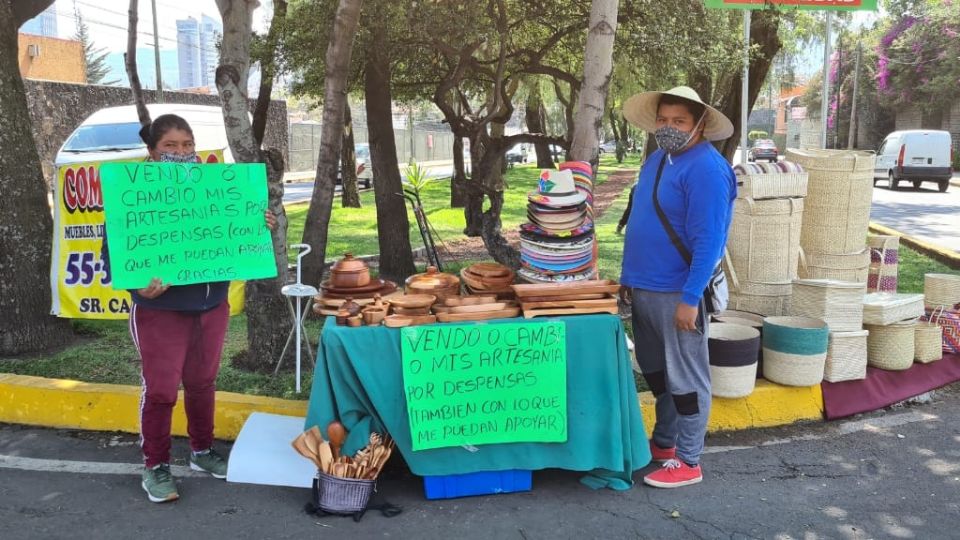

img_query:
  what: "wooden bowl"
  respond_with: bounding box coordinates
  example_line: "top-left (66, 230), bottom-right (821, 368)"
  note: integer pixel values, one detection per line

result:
top-left (383, 315), bottom-right (412, 328)
top-left (389, 294), bottom-right (437, 310)
top-left (392, 306), bottom-right (431, 316)
top-left (362, 307), bottom-right (387, 326)
top-left (331, 252), bottom-right (368, 273)
top-left (330, 270), bottom-right (371, 289)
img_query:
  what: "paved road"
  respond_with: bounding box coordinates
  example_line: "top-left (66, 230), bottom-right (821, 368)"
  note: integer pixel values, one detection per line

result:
top-left (871, 176), bottom-right (960, 253)
top-left (3, 385), bottom-right (960, 539)
top-left (283, 165), bottom-right (456, 205)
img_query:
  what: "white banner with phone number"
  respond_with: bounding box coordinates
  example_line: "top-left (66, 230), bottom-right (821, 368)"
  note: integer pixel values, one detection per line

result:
top-left (49, 152), bottom-right (245, 319)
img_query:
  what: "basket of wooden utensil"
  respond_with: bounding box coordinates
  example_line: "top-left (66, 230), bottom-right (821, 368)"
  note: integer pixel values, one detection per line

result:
top-left (292, 422), bottom-right (396, 514)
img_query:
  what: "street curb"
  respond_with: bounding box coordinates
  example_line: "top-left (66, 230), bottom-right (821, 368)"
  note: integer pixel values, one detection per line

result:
top-left (640, 380), bottom-right (824, 436)
top-left (869, 222), bottom-right (960, 270)
top-left (0, 374), bottom-right (307, 441)
top-left (1, 373), bottom-right (822, 440)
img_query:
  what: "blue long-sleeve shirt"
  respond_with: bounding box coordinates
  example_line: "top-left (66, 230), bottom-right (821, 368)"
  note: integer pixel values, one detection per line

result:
top-left (620, 142), bottom-right (736, 306)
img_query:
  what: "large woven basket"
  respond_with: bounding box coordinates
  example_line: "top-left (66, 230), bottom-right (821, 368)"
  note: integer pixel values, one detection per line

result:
top-left (790, 279), bottom-right (866, 332)
top-left (865, 321), bottom-right (916, 371)
top-left (867, 235), bottom-right (899, 292)
top-left (786, 149), bottom-right (875, 256)
top-left (924, 273), bottom-right (960, 310)
top-left (727, 197), bottom-right (803, 283)
top-left (722, 253), bottom-right (792, 316)
top-left (824, 330), bottom-right (869, 382)
top-left (711, 364), bottom-right (758, 398)
top-left (915, 319), bottom-right (943, 364)
top-left (736, 171), bottom-right (809, 200)
top-left (709, 323), bottom-right (761, 367)
top-left (762, 316), bottom-right (829, 387)
top-left (798, 248), bottom-right (870, 283)
top-left (921, 307), bottom-right (960, 354)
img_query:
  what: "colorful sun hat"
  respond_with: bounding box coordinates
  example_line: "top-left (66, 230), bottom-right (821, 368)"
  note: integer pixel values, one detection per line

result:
top-left (518, 266), bottom-right (598, 283)
top-left (527, 209), bottom-right (586, 227)
top-left (521, 254), bottom-right (594, 273)
top-left (528, 200), bottom-right (587, 214)
top-left (521, 239), bottom-right (594, 257)
top-left (528, 169), bottom-right (587, 207)
top-left (559, 161), bottom-right (592, 176)
top-left (520, 230), bottom-right (594, 247)
top-left (520, 219), bottom-right (594, 238)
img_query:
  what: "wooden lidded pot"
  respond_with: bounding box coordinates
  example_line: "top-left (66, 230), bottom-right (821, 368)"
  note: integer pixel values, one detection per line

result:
top-left (329, 253), bottom-right (371, 288)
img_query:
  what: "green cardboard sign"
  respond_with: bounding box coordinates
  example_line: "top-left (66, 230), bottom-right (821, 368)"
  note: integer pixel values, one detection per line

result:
top-left (401, 321), bottom-right (568, 451)
top-left (704, 0), bottom-right (877, 11)
top-left (100, 162), bottom-right (277, 289)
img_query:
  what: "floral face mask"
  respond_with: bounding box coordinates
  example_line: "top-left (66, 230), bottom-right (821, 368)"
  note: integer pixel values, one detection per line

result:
top-left (654, 113), bottom-right (705, 155)
top-left (158, 151), bottom-right (199, 163)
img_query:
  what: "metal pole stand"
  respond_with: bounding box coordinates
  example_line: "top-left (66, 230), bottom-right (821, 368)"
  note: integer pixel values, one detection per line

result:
top-left (276, 244), bottom-right (319, 393)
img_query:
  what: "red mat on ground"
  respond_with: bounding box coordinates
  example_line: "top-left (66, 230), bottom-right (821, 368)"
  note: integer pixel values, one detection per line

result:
top-left (821, 353), bottom-right (960, 419)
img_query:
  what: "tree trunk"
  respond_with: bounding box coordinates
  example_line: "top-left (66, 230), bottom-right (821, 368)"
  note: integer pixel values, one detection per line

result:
top-left (463, 132), bottom-right (484, 237)
top-left (715, 10), bottom-right (782, 161)
top-left (525, 86), bottom-right (554, 169)
top-left (477, 123), bottom-right (520, 268)
top-left (569, 0), bottom-right (618, 168)
top-left (299, 0), bottom-right (364, 285)
top-left (215, 0), bottom-right (292, 371)
top-left (0, 0), bottom-right (71, 355)
top-left (124, 0), bottom-right (150, 126)
top-left (340, 98), bottom-right (361, 208)
top-left (252, 0), bottom-right (287, 145)
top-left (365, 28), bottom-right (416, 281)
top-left (450, 136), bottom-right (467, 208)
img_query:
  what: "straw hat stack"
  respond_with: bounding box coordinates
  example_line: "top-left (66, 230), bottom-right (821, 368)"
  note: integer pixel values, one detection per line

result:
top-left (519, 164), bottom-right (597, 283)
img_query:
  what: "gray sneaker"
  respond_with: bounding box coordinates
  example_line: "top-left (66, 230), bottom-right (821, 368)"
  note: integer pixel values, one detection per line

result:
top-left (189, 448), bottom-right (228, 479)
top-left (142, 464), bottom-right (179, 503)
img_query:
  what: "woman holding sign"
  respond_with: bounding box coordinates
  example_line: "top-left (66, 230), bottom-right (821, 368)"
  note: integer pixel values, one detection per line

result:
top-left (104, 114), bottom-right (277, 503)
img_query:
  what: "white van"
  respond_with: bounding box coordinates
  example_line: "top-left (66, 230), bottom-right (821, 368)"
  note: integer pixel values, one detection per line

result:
top-left (873, 130), bottom-right (953, 192)
top-left (55, 104), bottom-right (233, 167)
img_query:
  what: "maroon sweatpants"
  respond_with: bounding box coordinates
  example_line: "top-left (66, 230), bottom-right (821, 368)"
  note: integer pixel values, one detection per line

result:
top-left (130, 301), bottom-right (229, 468)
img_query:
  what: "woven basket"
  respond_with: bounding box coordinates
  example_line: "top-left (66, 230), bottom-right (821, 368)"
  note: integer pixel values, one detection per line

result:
top-left (798, 248), bottom-right (870, 283)
top-left (867, 235), bottom-right (899, 292)
top-left (924, 273), bottom-right (960, 310)
top-left (862, 292), bottom-right (925, 326)
top-left (711, 363), bottom-right (758, 398)
top-left (921, 307), bottom-right (960, 354)
top-left (728, 197), bottom-right (804, 283)
top-left (714, 310), bottom-right (765, 325)
top-left (314, 471), bottom-right (376, 514)
top-left (709, 323), bottom-right (761, 367)
top-left (865, 321), bottom-right (916, 371)
top-left (762, 316), bottom-right (829, 387)
top-left (736, 171), bottom-right (809, 200)
top-left (790, 279), bottom-right (866, 332)
top-left (786, 149), bottom-right (875, 256)
top-left (824, 330), bottom-right (869, 382)
top-left (915, 320), bottom-right (943, 364)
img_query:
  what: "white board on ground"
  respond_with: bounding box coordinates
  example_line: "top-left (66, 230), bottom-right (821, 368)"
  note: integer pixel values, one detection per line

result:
top-left (226, 412), bottom-right (316, 488)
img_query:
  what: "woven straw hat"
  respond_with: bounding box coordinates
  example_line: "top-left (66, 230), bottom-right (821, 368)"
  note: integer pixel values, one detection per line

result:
top-left (623, 86), bottom-right (734, 141)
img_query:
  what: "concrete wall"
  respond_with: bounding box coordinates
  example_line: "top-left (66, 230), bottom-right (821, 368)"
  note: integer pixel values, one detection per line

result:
top-left (24, 80), bottom-right (288, 182)
top-left (18, 34), bottom-right (85, 84)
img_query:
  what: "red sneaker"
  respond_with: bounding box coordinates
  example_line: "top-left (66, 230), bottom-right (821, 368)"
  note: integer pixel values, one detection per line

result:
top-left (643, 459), bottom-right (703, 488)
top-left (649, 441), bottom-right (676, 463)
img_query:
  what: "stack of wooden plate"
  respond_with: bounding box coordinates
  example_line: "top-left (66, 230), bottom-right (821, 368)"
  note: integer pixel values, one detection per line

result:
top-left (433, 295), bottom-right (520, 323)
top-left (512, 279), bottom-right (620, 318)
top-left (385, 294), bottom-right (438, 326)
top-left (405, 266), bottom-right (461, 302)
top-left (460, 262), bottom-right (516, 299)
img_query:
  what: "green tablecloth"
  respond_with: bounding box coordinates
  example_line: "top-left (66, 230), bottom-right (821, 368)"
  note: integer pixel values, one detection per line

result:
top-left (305, 314), bottom-right (651, 490)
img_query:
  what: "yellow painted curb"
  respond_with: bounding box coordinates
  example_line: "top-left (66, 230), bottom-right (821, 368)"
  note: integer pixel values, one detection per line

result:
top-left (0, 374), bottom-right (307, 441)
top-left (639, 379), bottom-right (824, 436)
top-left (869, 222), bottom-right (960, 270)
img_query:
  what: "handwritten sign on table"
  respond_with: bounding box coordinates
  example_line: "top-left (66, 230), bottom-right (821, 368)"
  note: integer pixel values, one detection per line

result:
top-left (100, 162), bottom-right (277, 289)
top-left (401, 321), bottom-right (567, 451)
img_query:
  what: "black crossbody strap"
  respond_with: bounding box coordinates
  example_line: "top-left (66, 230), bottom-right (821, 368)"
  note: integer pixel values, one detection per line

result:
top-left (651, 155), bottom-right (693, 265)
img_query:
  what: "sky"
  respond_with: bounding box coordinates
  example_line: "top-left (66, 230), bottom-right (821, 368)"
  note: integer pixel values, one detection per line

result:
top-left (42, 0), bottom-right (270, 52)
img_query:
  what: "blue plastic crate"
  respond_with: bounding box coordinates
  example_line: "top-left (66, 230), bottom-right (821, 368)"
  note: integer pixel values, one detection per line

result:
top-left (422, 470), bottom-right (532, 500)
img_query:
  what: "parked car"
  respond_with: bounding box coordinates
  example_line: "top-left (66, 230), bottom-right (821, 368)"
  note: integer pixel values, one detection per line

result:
top-left (56, 104), bottom-right (235, 168)
top-left (748, 139), bottom-right (778, 162)
top-left (505, 145), bottom-right (526, 166)
top-left (598, 140), bottom-right (617, 153)
top-left (335, 143), bottom-right (373, 189)
top-left (874, 130), bottom-right (953, 192)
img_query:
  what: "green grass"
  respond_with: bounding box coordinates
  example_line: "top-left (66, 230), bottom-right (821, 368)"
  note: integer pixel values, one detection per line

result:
top-left (286, 154), bottom-right (644, 263)
top-left (896, 246), bottom-right (956, 294)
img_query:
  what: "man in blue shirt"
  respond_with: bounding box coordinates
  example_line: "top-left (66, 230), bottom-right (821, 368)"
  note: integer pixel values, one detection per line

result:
top-left (620, 86), bottom-right (736, 488)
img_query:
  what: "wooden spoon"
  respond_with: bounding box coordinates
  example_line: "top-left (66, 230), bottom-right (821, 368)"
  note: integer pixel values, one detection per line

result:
top-left (327, 421), bottom-right (347, 461)
top-left (317, 441), bottom-right (334, 474)
top-left (291, 433), bottom-right (322, 469)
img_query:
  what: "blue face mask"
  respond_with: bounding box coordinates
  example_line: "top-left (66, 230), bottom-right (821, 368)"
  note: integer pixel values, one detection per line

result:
top-left (158, 151), bottom-right (198, 163)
